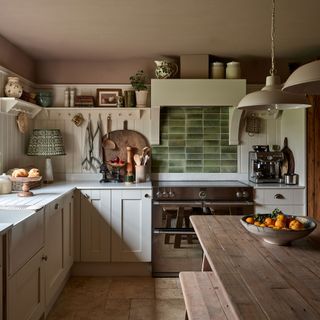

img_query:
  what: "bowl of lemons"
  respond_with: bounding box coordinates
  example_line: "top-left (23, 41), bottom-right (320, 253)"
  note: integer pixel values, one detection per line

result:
top-left (241, 208), bottom-right (317, 245)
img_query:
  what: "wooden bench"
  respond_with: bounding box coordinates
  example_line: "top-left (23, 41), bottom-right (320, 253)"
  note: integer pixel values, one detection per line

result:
top-left (179, 271), bottom-right (237, 320)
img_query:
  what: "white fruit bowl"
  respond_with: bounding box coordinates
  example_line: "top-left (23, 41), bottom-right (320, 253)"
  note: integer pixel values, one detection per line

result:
top-left (240, 214), bottom-right (317, 246)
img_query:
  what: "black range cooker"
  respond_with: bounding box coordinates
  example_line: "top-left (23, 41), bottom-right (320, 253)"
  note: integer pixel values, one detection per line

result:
top-left (152, 180), bottom-right (254, 277)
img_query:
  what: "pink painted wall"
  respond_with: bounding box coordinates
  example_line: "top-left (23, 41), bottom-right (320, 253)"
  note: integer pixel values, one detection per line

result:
top-left (0, 35), bottom-right (36, 81)
top-left (36, 57), bottom-right (293, 85)
top-left (36, 59), bottom-right (157, 84)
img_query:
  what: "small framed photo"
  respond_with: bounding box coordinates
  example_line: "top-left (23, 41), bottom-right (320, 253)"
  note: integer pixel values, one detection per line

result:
top-left (96, 88), bottom-right (122, 107)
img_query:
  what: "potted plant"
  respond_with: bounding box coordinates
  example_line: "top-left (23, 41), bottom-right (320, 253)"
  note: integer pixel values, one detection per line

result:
top-left (129, 70), bottom-right (148, 108)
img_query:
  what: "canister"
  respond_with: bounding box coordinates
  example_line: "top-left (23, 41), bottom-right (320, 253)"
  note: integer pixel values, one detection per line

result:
top-left (210, 62), bottom-right (225, 79)
top-left (0, 174), bottom-right (12, 194)
top-left (226, 61), bottom-right (241, 79)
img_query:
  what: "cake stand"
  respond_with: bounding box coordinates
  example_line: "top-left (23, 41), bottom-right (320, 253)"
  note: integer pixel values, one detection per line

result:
top-left (10, 176), bottom-right (42, 197)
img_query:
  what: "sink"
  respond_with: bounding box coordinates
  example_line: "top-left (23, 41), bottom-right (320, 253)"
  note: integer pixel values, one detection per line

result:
top-left (0, 209), bottom-right (36, 225)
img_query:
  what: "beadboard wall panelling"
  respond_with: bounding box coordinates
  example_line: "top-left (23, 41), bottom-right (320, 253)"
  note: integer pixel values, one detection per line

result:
top-left (0, 113), bottom-right (31, 173)
top-left (33, 108), bottom-right (151, 176)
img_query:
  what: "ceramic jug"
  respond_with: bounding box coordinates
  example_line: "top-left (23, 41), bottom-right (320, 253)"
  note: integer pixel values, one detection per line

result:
top-left (5, 77), bottom-right (23, 98)
top-left (154, 60), bottom-right (178, 79)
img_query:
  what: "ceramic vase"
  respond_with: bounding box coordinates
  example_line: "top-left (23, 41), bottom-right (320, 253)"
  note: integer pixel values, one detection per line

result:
top-left (4, 77), bottom-right (23, 98)
top-left (135, 90), bottom-right (148, 108)
top-left (154, 60), bottom-right (178, 79)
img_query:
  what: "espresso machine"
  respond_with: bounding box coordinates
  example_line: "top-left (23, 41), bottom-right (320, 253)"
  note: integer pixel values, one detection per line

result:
top-left (249, 149), bottom-right (284, 183)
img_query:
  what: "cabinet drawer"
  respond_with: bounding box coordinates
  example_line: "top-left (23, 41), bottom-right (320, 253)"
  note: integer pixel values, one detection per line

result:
top-left (255, 205), bottom-right (305, 216)
top-left (255, 188), bottom-right (304, 205)
top-left (8, 209), bottom-right (45, 276)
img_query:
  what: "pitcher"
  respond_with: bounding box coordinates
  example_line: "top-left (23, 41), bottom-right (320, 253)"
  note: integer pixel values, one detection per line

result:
top-left (154, 60), bottom-right (178, 79)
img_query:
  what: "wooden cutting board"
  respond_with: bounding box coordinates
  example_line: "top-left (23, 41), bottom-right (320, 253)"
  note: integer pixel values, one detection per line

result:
top-left (102, 129), bottom-right (150, 162)
top-left (281, 137), bottom-right (295, 175)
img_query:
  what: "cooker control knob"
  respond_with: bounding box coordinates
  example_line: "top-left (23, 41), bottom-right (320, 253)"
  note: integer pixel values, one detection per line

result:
top-left (156, 191), bottom-right (162, 198)
top-left (199, 191), bottom-right (206, 199)
top-left (162, 191), bottom-right (169, 198)
top-left (242, 191), bottom-right (249, 199)
top-left (236, 191), bottom-right (243, 198)
top-left (168, 190), bottom-right (175, 198)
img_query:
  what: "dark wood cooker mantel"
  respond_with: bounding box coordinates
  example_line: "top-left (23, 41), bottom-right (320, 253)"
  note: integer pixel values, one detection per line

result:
top-left (190, 215), bottom-right (320, 320)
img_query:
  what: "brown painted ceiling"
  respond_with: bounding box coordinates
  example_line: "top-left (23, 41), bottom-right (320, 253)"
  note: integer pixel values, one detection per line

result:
top-left (1, 0), bottom-right (320, 62)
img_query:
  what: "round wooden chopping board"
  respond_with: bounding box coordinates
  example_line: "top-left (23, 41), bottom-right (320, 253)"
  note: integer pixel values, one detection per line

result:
top-left (102, 129), bottom-right (150, 162)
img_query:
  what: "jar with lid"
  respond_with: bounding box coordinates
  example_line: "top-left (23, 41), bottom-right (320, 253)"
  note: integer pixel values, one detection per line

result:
top-left (210, 62), bottom-right (225, 79)
top-left (0, 174), bottom-right (12, 194)
top-left (226, 61), bottom-right (241, 79)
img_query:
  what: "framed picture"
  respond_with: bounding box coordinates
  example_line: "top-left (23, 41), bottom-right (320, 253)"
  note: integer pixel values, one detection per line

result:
top-left (96, 88), bottom-right (122, 107)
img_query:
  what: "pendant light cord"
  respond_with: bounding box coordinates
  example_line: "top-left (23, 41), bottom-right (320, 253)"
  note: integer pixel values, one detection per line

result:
top-left (270, 0), bottom-right (276, 76)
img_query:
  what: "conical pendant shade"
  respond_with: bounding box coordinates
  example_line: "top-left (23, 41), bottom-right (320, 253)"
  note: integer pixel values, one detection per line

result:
top-left (282, 60), bottom-right (320, 95)
top-left (237, 75), bottom-right (311, 110)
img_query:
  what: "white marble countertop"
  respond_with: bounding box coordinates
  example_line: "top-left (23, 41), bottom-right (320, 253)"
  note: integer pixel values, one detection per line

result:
top-left (0, 180), bottom-right (152, 210)
top-left (243, 181), bottom-right (305, 189)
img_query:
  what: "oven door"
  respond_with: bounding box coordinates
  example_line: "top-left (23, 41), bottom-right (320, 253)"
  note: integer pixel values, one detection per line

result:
top-left (203, 201), bottom-right (255, 215)
top-left (152, 201), bottom-right (204, 277)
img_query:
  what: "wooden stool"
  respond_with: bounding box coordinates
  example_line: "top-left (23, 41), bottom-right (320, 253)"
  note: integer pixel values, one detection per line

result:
top-left (174, 207), bottom-right (193, 248)
top-left (162, 207), bottom-right (178, 244)
top-left (179, 271), bottom-right (236, 320)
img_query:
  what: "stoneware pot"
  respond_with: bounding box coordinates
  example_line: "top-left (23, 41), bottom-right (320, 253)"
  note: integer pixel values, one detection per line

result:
top-left (135, 90), bottom-right (148, 108)
top-left (5, 77), bottom-right (23, 98)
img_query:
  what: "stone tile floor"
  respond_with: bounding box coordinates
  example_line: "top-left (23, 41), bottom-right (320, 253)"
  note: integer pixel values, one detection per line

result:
top-left (47, 277), bottom-right (186, 320)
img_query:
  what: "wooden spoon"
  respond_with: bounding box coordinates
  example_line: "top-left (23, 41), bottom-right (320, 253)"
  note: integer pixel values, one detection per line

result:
top-left (102, 115), bottom-right (116, 149)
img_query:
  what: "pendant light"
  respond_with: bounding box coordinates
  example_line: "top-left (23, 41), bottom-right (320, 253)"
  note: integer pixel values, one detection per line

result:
top-left (237, 0), bottom-right (311, 111)
top-left (282, 60), bottom-right (320, 95)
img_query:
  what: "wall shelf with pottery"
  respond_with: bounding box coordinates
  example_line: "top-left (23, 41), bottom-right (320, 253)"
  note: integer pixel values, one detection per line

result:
top-left (37, 107), bottom-right (148, 121)
top-left (0, 97), bottom-right (42, 119)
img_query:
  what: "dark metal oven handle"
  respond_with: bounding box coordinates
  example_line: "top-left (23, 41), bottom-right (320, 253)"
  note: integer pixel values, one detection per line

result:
top-left (153, 228), bottom-right (196, 235)
top-left (203, 201), bottom-right (254, 206)
top-left (153, 201), bottom-right (203, 207)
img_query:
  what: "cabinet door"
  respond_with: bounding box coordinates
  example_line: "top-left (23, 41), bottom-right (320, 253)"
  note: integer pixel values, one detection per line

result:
top-left (63, 192), bottom-right (74, 271)
top-left (45, 199), bottom-right (65, 304)
top-left (7, 249), bottom-right (45, 320)
top-left (80, 189), bottom-right (111, 262)
top-left (111, 189), bottom-right (152, 262)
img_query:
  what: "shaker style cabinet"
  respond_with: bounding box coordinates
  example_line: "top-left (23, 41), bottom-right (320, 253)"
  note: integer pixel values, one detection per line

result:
top-left (45, 191), bottom-right (74, 307)
top-left (7, 209), bottom-right (45, 320)
top-left (111, 189), bottom-right (152, 262)
top-left (254, 188), bottom-right (305, 215)
top-left (80, 188), bottom-right (152, 263)
top-left (6, 192), bottom-right (74, 320)
top-left (80, 189), bottom-right (111, 262)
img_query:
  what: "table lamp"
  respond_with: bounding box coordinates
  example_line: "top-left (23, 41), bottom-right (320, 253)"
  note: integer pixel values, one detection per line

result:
top-left (27, 129), bottom-right (65, 183)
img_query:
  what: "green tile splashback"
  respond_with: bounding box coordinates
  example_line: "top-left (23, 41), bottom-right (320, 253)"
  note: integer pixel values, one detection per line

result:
top-left (152, 107), bottom-right (237, 173)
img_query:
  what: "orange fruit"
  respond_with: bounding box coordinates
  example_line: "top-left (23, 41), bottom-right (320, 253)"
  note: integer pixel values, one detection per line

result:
top-left (289, 220), bottom-right (303, 230)
top-left (264, 217), bottom-right (274, 226)
top-left (274, 220), bottom-right (286, 229)
top-left (254, 221), bottom-right (260, 227)
top-left (260, 223), bottom-right (266, 227)
top-left (246, 217), bottom-right (254, 224)
top-left (277, 214), bottom-right (286, 222)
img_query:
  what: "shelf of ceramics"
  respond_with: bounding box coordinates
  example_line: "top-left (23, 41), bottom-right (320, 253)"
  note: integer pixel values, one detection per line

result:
top-left (37, 107), bottom-right (146, 121)
top-left (0, 97), bottom-right (42, 119)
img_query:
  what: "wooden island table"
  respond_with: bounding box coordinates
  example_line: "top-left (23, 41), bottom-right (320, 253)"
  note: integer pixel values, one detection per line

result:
top-left (182, 215), bottom-right (320, 320)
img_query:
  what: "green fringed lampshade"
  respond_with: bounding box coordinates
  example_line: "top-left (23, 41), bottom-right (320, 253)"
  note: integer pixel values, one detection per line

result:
top-left (27, 129), bottom-right (65, 156)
